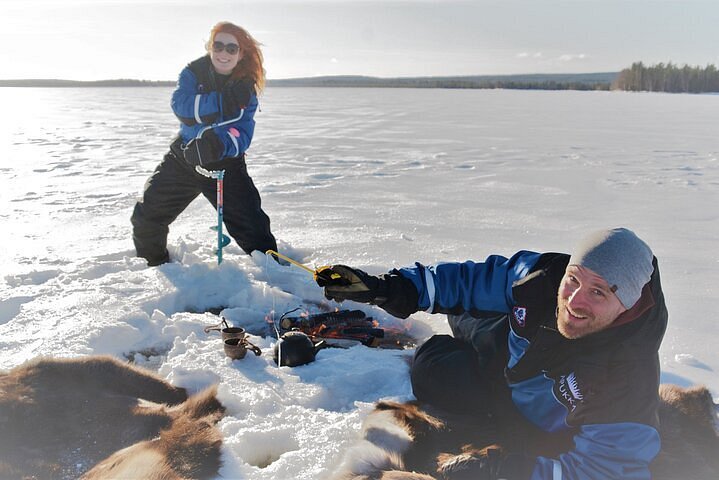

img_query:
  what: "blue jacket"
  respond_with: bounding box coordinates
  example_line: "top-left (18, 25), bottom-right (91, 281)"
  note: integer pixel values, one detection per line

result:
top-left (170, 55), bottom-right (257, 159)
top-left (396, 251), bottom-right (668, 479)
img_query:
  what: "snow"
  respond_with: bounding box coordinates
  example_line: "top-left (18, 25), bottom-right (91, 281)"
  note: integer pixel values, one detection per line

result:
top-left (1, 86), bottom-right (718, 479)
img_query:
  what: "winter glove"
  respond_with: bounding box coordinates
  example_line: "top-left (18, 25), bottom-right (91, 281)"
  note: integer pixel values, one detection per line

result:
top-left (315, 265), bottom-right (422, 319)
top-left (315, 265), bottom-right (388, 305)
top-left (222, 80), bottom-right (252, 114)
top-left (183, 129), bottom-right (224, 167)
top-left (437, 445), bottom-right (535, 480)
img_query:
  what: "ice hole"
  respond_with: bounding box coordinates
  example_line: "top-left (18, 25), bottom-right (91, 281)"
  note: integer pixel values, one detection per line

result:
top-left (235, 429), bottom-right (299, 468)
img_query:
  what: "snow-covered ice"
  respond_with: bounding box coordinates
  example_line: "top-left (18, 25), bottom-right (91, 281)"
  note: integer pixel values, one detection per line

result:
top-left (1, 87), bottom-right (718, 478)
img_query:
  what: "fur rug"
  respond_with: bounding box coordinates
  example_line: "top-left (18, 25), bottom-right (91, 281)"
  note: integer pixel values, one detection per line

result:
top-left (333, 384), bottom-right (719, 480)
top-left (0, 355), bottom-right (225, 480)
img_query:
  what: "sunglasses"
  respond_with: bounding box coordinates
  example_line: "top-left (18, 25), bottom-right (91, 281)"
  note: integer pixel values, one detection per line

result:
top-left (212, 41), bottom-right (240, 55)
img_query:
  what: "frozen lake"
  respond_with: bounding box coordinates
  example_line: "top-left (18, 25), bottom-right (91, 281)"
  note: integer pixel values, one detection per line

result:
top-left (1, 86), bottom-right (718, 478)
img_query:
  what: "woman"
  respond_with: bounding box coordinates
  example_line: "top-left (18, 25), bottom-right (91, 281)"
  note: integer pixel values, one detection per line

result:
top-left (131, 21), bottom-right (278, 266)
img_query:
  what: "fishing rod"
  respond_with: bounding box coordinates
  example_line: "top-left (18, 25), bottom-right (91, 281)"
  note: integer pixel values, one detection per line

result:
top-left (265, 250), bottom-right (343, 283)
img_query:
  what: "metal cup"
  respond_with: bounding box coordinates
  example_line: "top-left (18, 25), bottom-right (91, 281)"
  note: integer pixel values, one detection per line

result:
top-left (220, 327), bottom-right (247, 341)
top-left (224, 337), bottom-right (249, 360)
top-left (204, 318), bottom-right (231, 335)
top-left (223, 336), bottom-right (262, 360)
top-left (205, 319), bottom-right (262, 360)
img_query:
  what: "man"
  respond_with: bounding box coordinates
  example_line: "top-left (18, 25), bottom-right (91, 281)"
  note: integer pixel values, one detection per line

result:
top-left (316, 228), bottom-right (668, 479)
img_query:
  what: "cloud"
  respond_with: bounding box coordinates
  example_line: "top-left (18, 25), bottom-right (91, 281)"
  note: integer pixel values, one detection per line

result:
top-left (559, 53), bottom-right (587, 62)
top-left (330, 58), bottom-right (339, 64)
top-left (517, 52), bottom-right (543, 59)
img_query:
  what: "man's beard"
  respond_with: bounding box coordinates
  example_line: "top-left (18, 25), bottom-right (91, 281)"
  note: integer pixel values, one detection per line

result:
top-left (556, 295), bottom-right (603, 339)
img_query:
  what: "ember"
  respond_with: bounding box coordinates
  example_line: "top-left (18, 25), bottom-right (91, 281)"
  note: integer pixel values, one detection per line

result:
top-left (276, 309), bottom-right (415, 349)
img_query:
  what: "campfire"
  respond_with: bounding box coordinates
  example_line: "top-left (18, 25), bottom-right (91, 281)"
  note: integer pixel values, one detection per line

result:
top-left (268, 309), bottom-right (415, 349)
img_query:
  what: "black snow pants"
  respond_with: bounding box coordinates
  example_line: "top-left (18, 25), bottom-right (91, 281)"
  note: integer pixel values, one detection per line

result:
top-left (131, 149), bottom-right (277, 266)
top-left (410, 312), bottom-right (510, 416)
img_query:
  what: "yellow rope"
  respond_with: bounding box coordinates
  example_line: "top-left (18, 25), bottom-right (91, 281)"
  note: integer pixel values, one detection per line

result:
top-left (265, 250), bottom-right (316, 275)
top-left (265, 250), bottom-right (341, 281)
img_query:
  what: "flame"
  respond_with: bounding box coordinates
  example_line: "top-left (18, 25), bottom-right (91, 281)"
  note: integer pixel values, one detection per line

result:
top-left (267, 308), bottom-right (415, 349)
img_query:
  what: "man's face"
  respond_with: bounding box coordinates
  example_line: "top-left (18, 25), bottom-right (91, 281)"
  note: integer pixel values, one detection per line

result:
top-left (556, 265), bottom-right (627, 339)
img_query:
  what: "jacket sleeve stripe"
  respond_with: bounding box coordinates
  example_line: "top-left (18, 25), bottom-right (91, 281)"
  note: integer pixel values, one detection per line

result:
top-left (398, 251), bottom-right (541, 314)
top-left (228, 132), bottom-right (239, 157)
top-left (423, 267), bottom-right (436, 313)
top-left (194, 95), bottom-right (202, 124)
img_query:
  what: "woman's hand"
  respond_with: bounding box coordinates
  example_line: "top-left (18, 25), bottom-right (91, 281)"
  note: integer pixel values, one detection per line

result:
top-left (183, 130), bottom-right (224, 166)
top-left (222, 81), bottom-right (252, 114)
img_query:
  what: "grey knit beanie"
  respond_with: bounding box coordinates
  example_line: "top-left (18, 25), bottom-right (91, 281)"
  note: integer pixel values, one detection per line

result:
top-left (568, 228), bottom-right (654, 309)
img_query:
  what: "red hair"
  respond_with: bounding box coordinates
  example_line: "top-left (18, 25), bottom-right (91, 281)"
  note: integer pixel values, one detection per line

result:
top-left (207, 22), bottom-right (266, 93)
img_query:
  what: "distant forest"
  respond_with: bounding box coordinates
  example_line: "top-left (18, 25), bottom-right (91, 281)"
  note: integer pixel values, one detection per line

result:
top-left (613, 62), bottom-right (719, 93)
top-left (267, 72), bottom-right (616, 91)
top-left (1, 63), bottom-right (717, 93)
top-left (0, 79), bottom-right (175, 88)
top-left (0, 73), bottom-right (615, 90)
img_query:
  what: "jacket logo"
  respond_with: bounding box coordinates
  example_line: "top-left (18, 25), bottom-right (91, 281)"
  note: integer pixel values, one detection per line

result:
top-left (558, 372), bottom-right (584, 412)
top-left (512, 306), bottom-right (527, 327)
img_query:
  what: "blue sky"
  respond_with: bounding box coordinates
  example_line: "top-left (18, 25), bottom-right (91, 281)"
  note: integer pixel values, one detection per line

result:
top-left (1, 0), bottom-right (717, 80)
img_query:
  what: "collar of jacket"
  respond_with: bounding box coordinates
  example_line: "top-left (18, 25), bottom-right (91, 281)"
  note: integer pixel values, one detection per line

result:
top-left (187, 55), bottom-right (229, 92)
top-left (506, 255), bottom-right (668, 382)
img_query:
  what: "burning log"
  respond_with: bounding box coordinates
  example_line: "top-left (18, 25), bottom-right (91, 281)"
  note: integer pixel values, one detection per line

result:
top-left (273, 309), bottom-right (416, 350)
top-left (280, 309), bottom-right (368, 330)
top-left (278, 310), bottom-right (385, 347)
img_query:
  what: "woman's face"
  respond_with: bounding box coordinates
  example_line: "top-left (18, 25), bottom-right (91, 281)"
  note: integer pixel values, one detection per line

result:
top-left (210, 32), bottom-right (242, 75)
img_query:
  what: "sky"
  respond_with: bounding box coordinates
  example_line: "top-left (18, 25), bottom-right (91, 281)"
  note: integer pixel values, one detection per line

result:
top-left (1, 0), bottom-right (717, 81)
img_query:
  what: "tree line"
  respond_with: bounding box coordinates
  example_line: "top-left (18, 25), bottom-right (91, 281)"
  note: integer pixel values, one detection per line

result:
top-left (0, 79), bottom-right (174, 87)
top-left (4, 64), bottom-right (718, 93)
top-left (267, 73), bottom-right (615, 90)
top-left (613, 62), bottom-right (719, 93)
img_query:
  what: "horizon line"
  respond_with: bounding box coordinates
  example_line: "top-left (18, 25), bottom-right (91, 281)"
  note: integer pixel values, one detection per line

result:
top-left (0, 71), bottom-right (621, 84)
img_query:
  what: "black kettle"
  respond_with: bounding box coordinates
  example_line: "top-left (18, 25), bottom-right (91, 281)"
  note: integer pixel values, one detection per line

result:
top-left (273, 331), bottom-right (326, 367)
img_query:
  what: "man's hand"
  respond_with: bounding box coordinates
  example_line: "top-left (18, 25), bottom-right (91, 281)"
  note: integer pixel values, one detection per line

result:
top-left (184, 130), bottom-right (223, 167)
top-left (437, 445), bottom-right (535, 480)
top-left (315, 265), bottom-right (423, 319)
top-left (315, 265), bottom-right (385, 304)
top-left (437, 445), bottom-right (503, 480)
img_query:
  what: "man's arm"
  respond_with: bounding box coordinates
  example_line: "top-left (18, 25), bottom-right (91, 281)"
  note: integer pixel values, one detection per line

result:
top-left (318, 250), bottom-right (542, 318)
top-left (442, 423), bottom-right (660, 480)
top-left (396, 250), bottom-right (541, 315)
top-left (531, 423), bottom-right (660, 480)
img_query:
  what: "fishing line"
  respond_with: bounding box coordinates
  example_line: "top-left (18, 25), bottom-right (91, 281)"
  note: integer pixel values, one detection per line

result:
top-left (265, 253), bottom-right (285, 368)
top-left (264, 250), bottom-right (336, 368)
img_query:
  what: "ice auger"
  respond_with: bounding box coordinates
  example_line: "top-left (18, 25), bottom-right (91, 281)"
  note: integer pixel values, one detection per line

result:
top-left (197, 167), bottom-right (231, 264)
